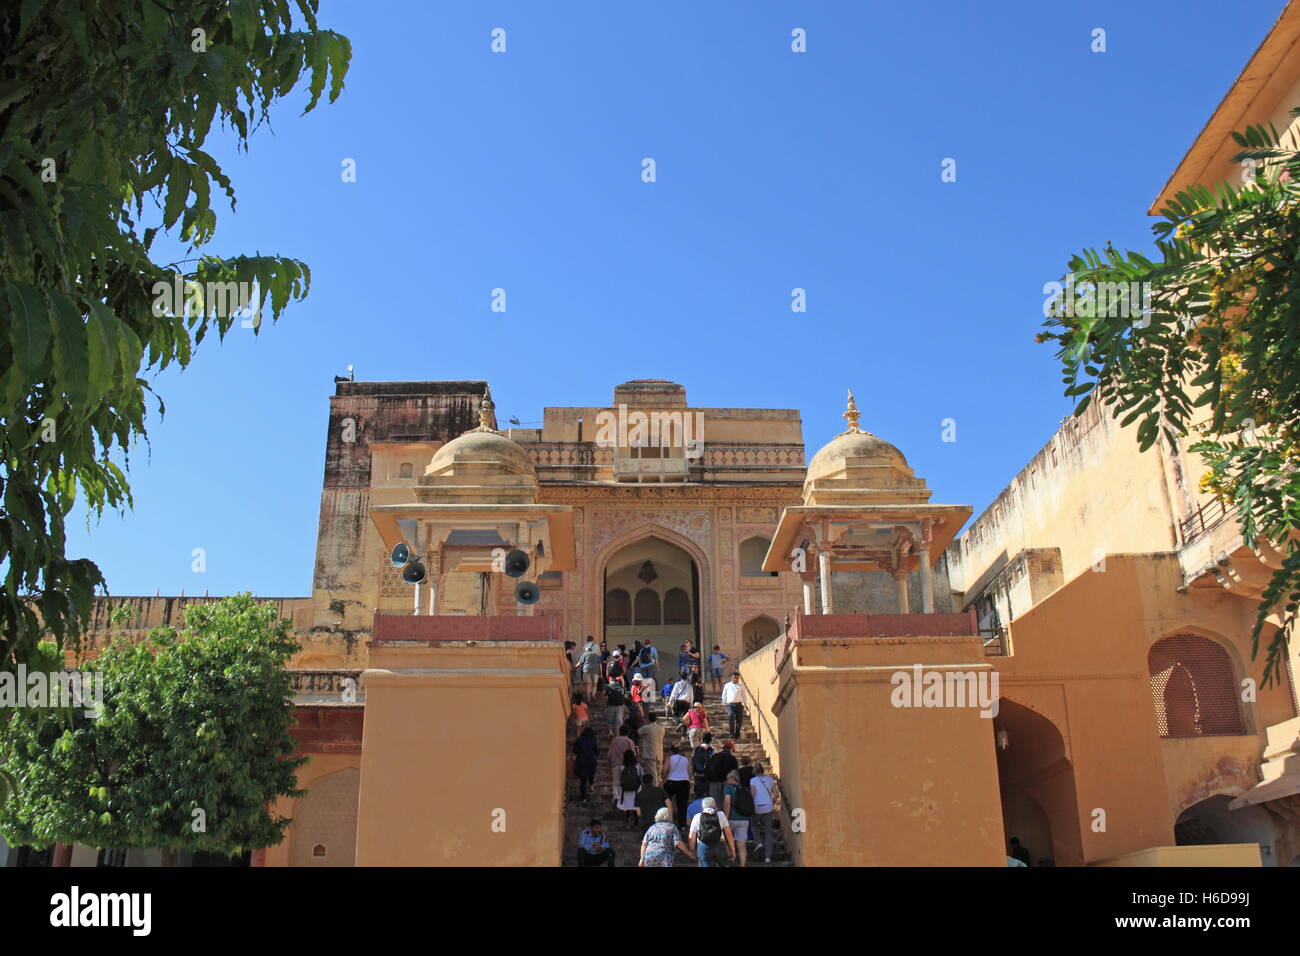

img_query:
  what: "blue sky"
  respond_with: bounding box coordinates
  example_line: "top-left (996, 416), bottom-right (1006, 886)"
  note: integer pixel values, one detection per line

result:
top-left (68, 0), bottom-right (1288, 596)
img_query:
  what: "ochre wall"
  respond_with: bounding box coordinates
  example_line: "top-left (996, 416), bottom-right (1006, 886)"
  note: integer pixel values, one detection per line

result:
top-left (769, 634), bottom-right (1006, 866)
top-left (1000, 554), bottom-right (1295, 860)
top-left (354, 641), bottom-right (568, 866)
top-left (262, 752), bottom-right (363, 868)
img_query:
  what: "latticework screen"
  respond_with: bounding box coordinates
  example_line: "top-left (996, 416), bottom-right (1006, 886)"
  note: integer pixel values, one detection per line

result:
top-left (1148, 634), bottom-right (1246, 737)
top-left (378, 555), bottom-right (412, 614)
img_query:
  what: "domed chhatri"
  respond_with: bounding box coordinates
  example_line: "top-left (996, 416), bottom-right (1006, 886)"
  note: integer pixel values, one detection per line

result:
top-left (420, 388), bottom-right (538, 503)
top-left (803, 389), bottom-right (926, 505)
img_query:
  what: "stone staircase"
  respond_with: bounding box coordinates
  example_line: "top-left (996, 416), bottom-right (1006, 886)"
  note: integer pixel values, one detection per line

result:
top-left (562, 682), bottom-right (791, 866)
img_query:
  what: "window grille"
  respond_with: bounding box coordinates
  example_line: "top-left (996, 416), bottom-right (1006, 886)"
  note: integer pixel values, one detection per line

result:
top-left (1149, 634), bottom-right (1245, 737)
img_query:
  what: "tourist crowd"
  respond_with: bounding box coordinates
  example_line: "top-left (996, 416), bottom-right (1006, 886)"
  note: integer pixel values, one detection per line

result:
top-left (567, 637), bottom-right (781, 867)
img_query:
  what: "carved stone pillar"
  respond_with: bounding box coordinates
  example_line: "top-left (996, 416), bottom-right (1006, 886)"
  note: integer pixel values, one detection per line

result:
top-left (818, 548), bottom-right (834, 615)
top-left (918, 520), bottom-right (934, 613)
top-left (894, 571), bottom-right (910, 614)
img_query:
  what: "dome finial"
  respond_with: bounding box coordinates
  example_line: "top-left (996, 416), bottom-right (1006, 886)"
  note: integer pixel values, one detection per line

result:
top-left (473, 386), bottom-right (498, 433)
top-left (843, 388), bottom-right (862, 434)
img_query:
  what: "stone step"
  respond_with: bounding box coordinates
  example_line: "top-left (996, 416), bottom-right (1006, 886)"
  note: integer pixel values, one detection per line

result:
top-left (564, 688), bottom-right (791, 867)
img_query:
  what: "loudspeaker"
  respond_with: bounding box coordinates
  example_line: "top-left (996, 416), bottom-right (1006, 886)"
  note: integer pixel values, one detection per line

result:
top-left (402, 560), bottom-right (426, 585)
top-left (503, 548), bottom-right (531, 578)
top-left (514, 580), bottom-right (540, 605)
top-left (390, 542), bottom-right (410, 568)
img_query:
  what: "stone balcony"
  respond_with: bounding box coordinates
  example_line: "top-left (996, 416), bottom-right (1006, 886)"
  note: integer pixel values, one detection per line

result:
top-left (612, 453), bottom-right (689, 482)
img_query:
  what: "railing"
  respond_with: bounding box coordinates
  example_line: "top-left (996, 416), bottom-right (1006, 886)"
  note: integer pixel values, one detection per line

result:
top-left (524, 442), bottom-right (597, 468)
top-left (736, 659), bottom-right (796, 862)
top-left (288, 669), bottom-right (363, 699)
top-left (701, 443), bottom-right (805, 469)
top-left (1179, 497), bottom-right (1240, 544)
top-left (980, 627), bottom-right (1008, 657)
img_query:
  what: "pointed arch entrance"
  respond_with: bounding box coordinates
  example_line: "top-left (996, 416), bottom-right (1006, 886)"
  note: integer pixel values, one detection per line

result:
top-left (741, 615), bottom-right (782, 657)
top-left (593, 526), bottom-right (712, 657)
top-left (992, 699), bottom-right (1083, 867)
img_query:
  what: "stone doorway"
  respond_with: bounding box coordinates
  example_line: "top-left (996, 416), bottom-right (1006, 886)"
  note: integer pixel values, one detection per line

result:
top-left (602, 536), bottom-right (699, 656)
top-left (993, 699), bottom-right (1082, 866)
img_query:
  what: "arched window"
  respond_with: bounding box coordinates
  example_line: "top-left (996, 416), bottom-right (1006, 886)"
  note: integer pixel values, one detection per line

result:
top-left (742, 616), bottom-right (782, 656)
top-left (1148, 634), bottom-right (1245, 737)
top-left (605, 589), bottom-right (631, 626)
top-left (740, 536), bottom-right (775, 577)
top-left (398, 462), bottom-right (413, 479)
top-left (664, 588), bottom-right (691, 625)
top-left (634, 588), bottom-right (661, 626)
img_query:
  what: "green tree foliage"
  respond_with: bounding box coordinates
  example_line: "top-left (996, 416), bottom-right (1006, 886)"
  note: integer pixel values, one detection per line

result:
top-left (0, 1), bottom-right (351, 666)
top-left (1041, 118), bottom-right (1300, 683)
top-left (0, 594), bottom-right (306, 855)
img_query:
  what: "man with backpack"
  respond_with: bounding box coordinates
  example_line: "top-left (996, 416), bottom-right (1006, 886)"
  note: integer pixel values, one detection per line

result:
top-left (704, 740), bottom-right (738, 799)
top-left (605, 680), bottom-right (627, 730)
top-left (637, 639), bottom-right (658, 685)
top-left (608, 650), bottom-right (630, 697)
top-left (722, 770), bottom-right (754, 867)
top-left (691, 733), bottom-right (715, 799)
top-left (688, 796), bottom-right (735, 867)
top-left (617, 760), bottom-right (642, 828)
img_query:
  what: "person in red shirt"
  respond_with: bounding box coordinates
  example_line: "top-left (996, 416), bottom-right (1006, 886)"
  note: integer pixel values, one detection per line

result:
top-left (682, 701), bottom-right (710, 749)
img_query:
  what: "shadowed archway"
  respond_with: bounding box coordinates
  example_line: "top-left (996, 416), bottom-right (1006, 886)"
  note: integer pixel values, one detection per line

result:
top-left (993, 699), bottom-right (1083, 867)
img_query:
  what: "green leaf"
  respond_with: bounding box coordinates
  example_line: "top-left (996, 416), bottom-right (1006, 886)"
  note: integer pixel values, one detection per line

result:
top-left (48, 291), bottom-right (89, 416)
top-left (84, 301), bottom-right (124, 409)
top-left (5, 284), bottom-right (50, 408)
top-left (163, 156), bottom-right (190, 229)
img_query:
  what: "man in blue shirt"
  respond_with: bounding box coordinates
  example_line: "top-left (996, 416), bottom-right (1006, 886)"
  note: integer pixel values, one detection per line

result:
top-left (637, 640), bottom-right (658, 685)
top-left (577, 818), bottom-right (615, 867)
top-left (685, 797), bottom-right (705, 824)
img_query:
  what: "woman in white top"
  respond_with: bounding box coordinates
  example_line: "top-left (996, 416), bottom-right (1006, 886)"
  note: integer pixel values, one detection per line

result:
top-left (662, 745), bottom-right (693, 828)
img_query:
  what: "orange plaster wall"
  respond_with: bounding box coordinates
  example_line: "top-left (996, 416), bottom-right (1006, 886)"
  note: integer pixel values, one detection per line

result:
top-left (1001, 553), bottom-right (1293, 861)
top-left (778, 636), bottom-right (1006, 866)
top-left (354, 642), bottom-right (569, 866)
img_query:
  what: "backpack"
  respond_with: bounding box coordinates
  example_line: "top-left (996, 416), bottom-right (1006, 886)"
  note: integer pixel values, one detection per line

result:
top-left (698, 810), bottom-right (723, 846)
top-left (732, 783), bottom-right (755, 817)
top-left (607, 685), bottom-right (625, 707)
top-left (692, 747), bottom-right (711, 774)
top-left (579, 651), bottom-right (599, 674)
top-left (609, 658), bottom-right (624, 679)
top-left (620, 766), bottom-right (640, 792)
top-left (705, 751), bottom-right (728, 782)
top-left (640, 646), bottom-right (653, 665)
